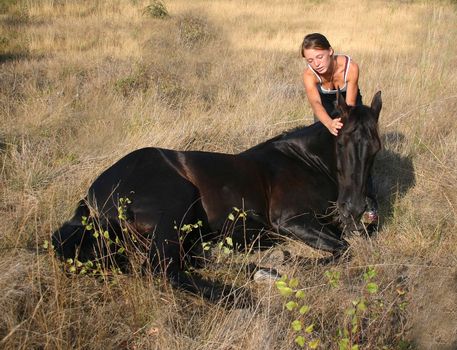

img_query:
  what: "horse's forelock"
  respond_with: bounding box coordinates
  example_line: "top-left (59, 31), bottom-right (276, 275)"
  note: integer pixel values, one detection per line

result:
top-left (343, 105), bottom-right (378, 136)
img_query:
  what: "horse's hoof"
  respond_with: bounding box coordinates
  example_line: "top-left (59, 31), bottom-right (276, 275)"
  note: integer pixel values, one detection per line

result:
top-left (253, 268), bottom-right (281, 283)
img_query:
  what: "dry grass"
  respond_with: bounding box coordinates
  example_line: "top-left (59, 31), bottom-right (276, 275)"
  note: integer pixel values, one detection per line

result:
top-left (1, 0), bottom-right (457, 349)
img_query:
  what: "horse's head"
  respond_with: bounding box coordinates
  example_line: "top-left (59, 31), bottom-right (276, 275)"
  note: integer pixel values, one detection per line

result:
top-left (335, 90), bottom-right (382, 230)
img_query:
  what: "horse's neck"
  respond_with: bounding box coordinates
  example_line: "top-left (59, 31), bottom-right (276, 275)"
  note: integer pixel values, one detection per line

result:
top-left (241, 125), bottom-right (338, 182)
top-left (287, 128), bottom-right (338, 182)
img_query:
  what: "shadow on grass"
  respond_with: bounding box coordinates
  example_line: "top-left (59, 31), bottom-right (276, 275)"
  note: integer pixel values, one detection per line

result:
top-left (373, 132), bottom-right (416, 226)
top-left (0, 52), bottom-right (28, 63)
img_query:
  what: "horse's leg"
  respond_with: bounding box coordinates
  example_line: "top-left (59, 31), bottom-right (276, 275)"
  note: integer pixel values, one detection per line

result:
top-left (146, 233), bottom-right (253, 305)
top-left (276, 217), bottom-right (348, 254)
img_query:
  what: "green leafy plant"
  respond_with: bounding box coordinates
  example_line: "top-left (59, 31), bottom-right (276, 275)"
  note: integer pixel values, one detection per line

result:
top-left (77, 196), bottom-right (133, 258)
top-left (228, 206), bottom-right (247, 221)
top-left (363, 266), bottom-right (379, 294)
top-left (216, 236), bottom-right (234, 255)
top-left (173, 219), bottom-right (207, 269)
top-left (336, 266), bottom-right (379, 350)
top-left (325, 269), bottom-right (341, 288)
top-left (117, 197), bottom-right (131, 221)
top-left (216, 206), bottom-right (248, 255)
top-left (275, 276), bottom-right (320, 348)
top-left (64, 257), bottom-right (122, 279)
top-left (177, 220), bottom-right (203, 235)
top-left (81, 214), bottom-right (127, 256)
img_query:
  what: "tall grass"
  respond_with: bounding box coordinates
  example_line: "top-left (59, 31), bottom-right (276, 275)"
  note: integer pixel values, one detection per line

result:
top-left (1, 0), bottom-right (456, 349)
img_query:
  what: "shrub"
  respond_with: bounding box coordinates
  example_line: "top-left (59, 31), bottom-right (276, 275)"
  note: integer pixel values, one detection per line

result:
top-left (143, 1), bottom-right (169, 19)
top-left (114, 73), bottom-right (149, 97)
top-left (178, 14), bottom-right (215, 48)
top-left (0, 0), bottom-right (18, 12)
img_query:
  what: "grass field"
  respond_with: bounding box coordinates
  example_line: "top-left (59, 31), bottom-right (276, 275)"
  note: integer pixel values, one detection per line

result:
top-left (1, 0), bottom-right (457, 349)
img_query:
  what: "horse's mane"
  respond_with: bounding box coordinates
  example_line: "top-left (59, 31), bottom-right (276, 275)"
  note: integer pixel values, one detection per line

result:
top-left (242, 107), bottom-right (378, 156)
top-left (242, 122), bottom-right (325, 154)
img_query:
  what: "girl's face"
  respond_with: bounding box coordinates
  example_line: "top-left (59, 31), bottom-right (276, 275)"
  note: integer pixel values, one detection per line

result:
top-left (304, 48), bottom-right (334, 74)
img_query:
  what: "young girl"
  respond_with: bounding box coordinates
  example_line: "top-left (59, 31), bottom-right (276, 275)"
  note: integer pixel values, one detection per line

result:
top-left (301, 32), bottom-right (362, 135)
top-left (301, 33), bottom-right (378, 224)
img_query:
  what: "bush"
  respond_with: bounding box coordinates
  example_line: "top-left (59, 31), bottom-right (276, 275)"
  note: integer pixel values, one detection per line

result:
top-left (143, 1), bottom-right (169, 19)
top-left (0, 0), bottom-right (17, 12)
top-left (178, 14), bottom-right (215, 48)
top-left (114, 68), bottom-right (150, 97)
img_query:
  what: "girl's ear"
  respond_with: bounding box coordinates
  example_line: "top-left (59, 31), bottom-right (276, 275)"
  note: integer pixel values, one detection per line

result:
top-left (329, 47), bottom-right (334, 57)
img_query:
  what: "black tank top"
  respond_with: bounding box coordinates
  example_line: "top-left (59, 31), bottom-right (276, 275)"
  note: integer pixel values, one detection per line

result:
top-left (320, 88), bottom-right (363, 118)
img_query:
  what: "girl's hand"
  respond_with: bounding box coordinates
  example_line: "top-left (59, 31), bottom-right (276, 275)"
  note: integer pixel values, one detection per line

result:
top-left (326, 117), bottom-right (343, 136)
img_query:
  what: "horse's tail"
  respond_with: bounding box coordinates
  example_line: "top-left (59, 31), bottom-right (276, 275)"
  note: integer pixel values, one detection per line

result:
top-left (52, 199), bottom-right (134, 270)
top-left (51, 199), bottom-right (95, 261)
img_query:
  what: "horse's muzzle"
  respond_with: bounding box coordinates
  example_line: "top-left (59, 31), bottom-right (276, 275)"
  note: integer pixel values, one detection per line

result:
top-left (337, 200), bottom-right (366, 229)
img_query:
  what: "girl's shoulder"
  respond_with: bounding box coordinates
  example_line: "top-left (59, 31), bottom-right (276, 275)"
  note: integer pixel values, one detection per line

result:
top-left (303, 65), bottom-right (319, 82)
top-left (335, 54), bottom-right (359, 78)
top-left (335, 53), bottom-right (352, 60)
top-left (335, 54), bottom-right (359, 67)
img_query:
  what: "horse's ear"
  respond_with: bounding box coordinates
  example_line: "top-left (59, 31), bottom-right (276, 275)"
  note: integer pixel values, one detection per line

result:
top-left (336, 88), bottom-right (349, 119)
top-left (371, 91), bottom-right (382, 121)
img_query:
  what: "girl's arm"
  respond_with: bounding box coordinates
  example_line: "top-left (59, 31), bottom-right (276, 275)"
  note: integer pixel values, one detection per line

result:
top-left (345, 61), bottom-right (360, 106)
top-left (303, 69), bottom-right (343, 136)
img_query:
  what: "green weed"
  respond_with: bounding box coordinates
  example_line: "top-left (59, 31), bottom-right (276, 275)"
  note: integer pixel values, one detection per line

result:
top-left (275, 276), bottom-right (320, 348)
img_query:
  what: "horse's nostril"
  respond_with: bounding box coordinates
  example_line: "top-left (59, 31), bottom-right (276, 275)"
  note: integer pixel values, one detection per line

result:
top-left (339, 207), bottom-right (351, 219)
top-left (339, 200), bottom-right (366, 221)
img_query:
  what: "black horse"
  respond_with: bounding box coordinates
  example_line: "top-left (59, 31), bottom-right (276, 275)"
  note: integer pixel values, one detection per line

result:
top-left (52, 91), bottom-right (382, 301)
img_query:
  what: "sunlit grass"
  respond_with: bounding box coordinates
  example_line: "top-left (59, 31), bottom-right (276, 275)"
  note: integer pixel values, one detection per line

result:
top-left (1, 0), bottom-right (456, 349)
